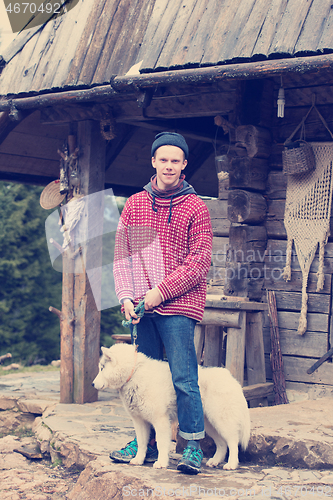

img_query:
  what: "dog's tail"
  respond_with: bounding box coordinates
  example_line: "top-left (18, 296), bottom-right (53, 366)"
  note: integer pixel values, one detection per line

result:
top-left (240, 413), bottom-right (251, 450)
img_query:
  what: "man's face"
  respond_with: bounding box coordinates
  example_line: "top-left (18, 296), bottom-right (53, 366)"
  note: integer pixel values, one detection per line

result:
top-left (151, 145), bottom-right (187, 191)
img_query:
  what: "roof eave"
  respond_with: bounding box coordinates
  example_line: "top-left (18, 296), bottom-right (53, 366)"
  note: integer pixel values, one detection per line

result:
top-left (1, 53), bottom-right (333, 112)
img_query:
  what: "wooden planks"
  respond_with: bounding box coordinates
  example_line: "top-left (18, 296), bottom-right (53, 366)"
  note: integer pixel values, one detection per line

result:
top-left (203, 326), bottom-right (223, 367)
top-left (243, 382), bottom-right (274, 401)
top-left (198, 0), bottom-right (243, 66)
top-left (184, 0), bottom-right (223, 67)
top-left (52, 0), bottom-right (93, 88)
top-left (253, 0), bottom-right (288, 56)
top-left (0, 154), bottom-right (59, 177)
top-left (295, 0), bottom-right (332, 54)
top-left (263, 327), bottom-right (328, 358)
top-left (74, 0), bottom-right (120, 85)
top-left (272, 290), bottom-right (330, 315)
top-left (225, 310), bottom-right (246, 385)
top-left (277, 356), bottom-right (333, 386)
top-left (151, 0), bottom-right (199, 70)
top-left (318, 2), bottom-right (333, 51)
top-left (246, 311), bottom-right (267, 406)
top-left (270, 0), bottom-right (313, 55)
top-left (104, 0), bottom-right (155, 78)
top-left (217, 0), bottom-right (264, 63)
top-left (264, 310), bottom-right (329, 333)
top-left (1, 0), bottom-right (333, 96)
top-left (205, 199), bottom-right (230, 237)
top-left (137, 0), bottom-right (184, 72)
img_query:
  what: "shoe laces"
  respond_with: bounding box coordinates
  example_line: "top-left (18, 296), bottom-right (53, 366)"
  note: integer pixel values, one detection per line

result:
top-left (121, 438), bottom-right (138, 455)
top-left (183, 445), bottom-right (203, 463)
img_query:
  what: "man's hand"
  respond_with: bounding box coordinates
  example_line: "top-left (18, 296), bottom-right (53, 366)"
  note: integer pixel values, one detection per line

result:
top-left (123, 299), bottom-right (141, 324)
top-left (145, 288), bottom-right (163, 310)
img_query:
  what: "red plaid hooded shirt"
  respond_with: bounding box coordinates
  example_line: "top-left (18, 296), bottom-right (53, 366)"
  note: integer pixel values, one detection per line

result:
top-left (113, 190), bottom-right (213, 322)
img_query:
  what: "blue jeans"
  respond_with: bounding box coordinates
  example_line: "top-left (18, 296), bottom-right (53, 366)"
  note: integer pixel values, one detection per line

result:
top-left (130, 313), bottom-right (205, 440)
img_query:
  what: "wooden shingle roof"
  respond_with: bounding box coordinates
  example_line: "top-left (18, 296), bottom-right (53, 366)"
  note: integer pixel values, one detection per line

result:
top-left (0, 0), bottom-right (333, 97)
top-left (138, 0), bottom-right (333, 72)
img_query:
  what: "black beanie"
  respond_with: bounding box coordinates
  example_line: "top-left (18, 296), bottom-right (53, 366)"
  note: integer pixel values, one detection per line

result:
top-left (151, 132), bottom-right (189, 160)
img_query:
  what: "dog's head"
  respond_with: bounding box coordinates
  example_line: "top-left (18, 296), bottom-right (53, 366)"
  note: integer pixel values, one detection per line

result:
top-left (92, 343), bottom-right (137, 391)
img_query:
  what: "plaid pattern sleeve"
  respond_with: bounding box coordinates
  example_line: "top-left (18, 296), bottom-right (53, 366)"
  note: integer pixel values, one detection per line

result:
top-left (113, 198), bottom-right (135, 303)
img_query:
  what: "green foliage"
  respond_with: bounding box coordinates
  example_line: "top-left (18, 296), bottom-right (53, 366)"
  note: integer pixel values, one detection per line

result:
top-left (0, 183), bottom-right (128, 364)
top-left (0, 182), bottom-right (62, 364)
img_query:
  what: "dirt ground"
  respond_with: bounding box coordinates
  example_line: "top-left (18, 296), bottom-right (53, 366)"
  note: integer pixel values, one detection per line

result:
top-left (0, 435), bottom-right (81, 500)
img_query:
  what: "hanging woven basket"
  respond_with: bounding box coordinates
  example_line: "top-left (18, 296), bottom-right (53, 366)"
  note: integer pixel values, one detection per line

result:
top-left (282, 97), bottom-right (333, 175)
top-left (282, 140), bottom-right (316, 175)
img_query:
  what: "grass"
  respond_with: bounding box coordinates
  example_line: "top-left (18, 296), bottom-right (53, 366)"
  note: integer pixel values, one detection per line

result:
top-left (0, 364), bottom-right (60, 377)
top-left (0, 426), bottom-right (35, 439)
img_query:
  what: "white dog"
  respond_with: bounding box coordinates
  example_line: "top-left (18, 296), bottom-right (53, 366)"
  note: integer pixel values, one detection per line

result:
top-left (93, 343), bottom-right (250, 470)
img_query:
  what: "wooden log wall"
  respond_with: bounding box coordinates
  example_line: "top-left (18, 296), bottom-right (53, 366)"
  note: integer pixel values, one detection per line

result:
top-left (206, 83), bottom-right (333, 397)
top-left (264, 88), bottom-right (333, 396)
top-left (263, 156), bottom-right (333, 395)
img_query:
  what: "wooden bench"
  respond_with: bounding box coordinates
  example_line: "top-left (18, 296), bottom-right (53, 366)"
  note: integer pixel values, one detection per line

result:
top-left (196, 295), bottom-right (273, 406)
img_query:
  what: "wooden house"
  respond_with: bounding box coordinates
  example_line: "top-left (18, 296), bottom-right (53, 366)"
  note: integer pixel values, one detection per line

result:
top-left (1, 0), bottom-right (333, 404)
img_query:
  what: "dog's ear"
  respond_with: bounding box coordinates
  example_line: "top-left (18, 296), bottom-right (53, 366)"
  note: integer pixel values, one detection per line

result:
top-left (101, 346), bottom-right (112, 359)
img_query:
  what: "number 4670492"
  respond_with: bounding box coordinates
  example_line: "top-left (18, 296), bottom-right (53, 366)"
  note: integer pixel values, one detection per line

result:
top-left (5, 3), bottom-right (63, 14)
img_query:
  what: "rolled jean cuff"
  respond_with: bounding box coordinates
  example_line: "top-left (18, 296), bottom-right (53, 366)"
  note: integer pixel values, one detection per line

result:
top-left (179, 429), bottom-right (205, 440)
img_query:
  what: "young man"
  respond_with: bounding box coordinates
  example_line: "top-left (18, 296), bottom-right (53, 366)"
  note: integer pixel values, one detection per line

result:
top-left (112, 132), bottom-right (213, 474)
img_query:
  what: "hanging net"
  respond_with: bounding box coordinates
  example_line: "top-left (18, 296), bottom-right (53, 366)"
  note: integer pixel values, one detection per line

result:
top-left (283, 143), bottom-right (333, 335)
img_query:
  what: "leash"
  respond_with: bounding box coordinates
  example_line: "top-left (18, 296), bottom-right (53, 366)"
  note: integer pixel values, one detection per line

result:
top-left (121, 298), bottom-right (145, 346)
top-left (125, 348), bottom-right (138, 383)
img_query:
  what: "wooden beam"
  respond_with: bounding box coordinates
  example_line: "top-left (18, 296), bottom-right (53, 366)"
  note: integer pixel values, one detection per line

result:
top-left (72, 120), bottom-right (105, 404)
top-left (40, 104), bottom-right (111, 124)
top-left (194, 325), bottom-right (205, 364)
top-left (203, 326), bottom-right (223, 367)
top-left (186, 142), bottom-right (215, 181)
top-left (225, 310), bottom-right (246, 385)
top-left (246, 311), bottom-right (267, 406)
top-left (243, 382), bottom-right (274, 401)
top-left (112, 54), bottom-right (333, 90)
top-left (105, 124), bottom-right (136, 172)
top-left (0, 172), bottom-right (57, 186)
top-left (117, 119), bottom-right (228, 145)
top-left (1, 54), bottom-right (333, 114)
top-left (60, 250), bottom-right (75, 404)
top-left (200, 308), bottom-right (240, 328)
top-left (0, 110), bottom-right (33, 146)
top-left (116, 91), bottom-right (237, 121)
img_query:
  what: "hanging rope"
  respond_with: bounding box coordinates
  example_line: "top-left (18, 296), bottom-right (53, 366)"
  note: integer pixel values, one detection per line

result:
top-left (122, 298), bottom-right (145, 345)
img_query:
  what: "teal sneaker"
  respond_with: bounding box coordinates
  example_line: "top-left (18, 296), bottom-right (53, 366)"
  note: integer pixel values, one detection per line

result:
top-left (110, 438), bottom-right (158, 463)
top-left (177, 444), bottom-right (203, 474)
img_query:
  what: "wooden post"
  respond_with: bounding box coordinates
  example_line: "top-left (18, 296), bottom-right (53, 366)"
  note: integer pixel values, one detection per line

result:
top-left (203, 326), bottom-right (223, 367)
top-left (224, 225), bottom-right (267, 300)
top-left (60, 253), bottom-right (75, 403)
top-left (72, 120), bottom-right (105, 404)
top-left (228, 157), bottom-right (268, 191)
top-left (200, 308), bottom-right (240, 327)
top-left (235, 125), bottom-right (271, 158)
top-left (225, 310), bottom-right (246, 385)
top-left (227, 190), bottom-right (267, 224)
top-left (245, 311), bottom-right (267, 407)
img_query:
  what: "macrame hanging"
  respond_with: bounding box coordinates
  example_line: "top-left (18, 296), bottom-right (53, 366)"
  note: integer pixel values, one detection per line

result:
top-left (283, 142), bottom-right (333, 334)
